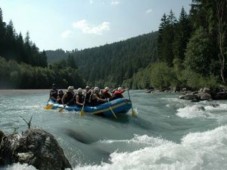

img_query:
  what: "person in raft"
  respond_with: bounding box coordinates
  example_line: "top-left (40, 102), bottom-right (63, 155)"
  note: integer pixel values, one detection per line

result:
top-left (84, 86), bottom-right (92, 105)
top-left (112, 87), bottom-right (126, 100)
top-left (75, 88), bottom-right (85, 107)
top-left (62, 86), bottom-right (75, 106)
top-left (49, 83), bottom-right (58, 102)
top-left (101, 87), bottom-right (112, 100)
top-left (90, 87), bottom-right (107, 106)
top-left (56, 90), bottom-right (64, 104)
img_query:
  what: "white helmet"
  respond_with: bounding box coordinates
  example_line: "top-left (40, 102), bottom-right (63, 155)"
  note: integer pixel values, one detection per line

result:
top-left (105, 87), bottom-right (109, 91)
top-left (77, 88), bottom-right (82, 94)
top-left (94, 87), bottom-right (100, 92)
top-left (68, 86), bottom-right (74, 92)
top-left (118, 87), bottom-right (122, 90)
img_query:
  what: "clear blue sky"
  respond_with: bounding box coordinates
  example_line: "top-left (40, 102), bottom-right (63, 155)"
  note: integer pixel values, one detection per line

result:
top-left (0, 0), bottom-right (191, 51)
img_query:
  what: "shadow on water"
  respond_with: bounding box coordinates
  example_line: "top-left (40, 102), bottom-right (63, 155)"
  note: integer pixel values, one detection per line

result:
top-left (90, 112), bottom-right (130, 124)
top-left (130, 116), bottom-right (153, 130)
top-left (91, 113), bottom-right (153, 130)
top-left (63, 128), bottom-right (111, 164)
top-left (63, 128), bottom-right (98, 144)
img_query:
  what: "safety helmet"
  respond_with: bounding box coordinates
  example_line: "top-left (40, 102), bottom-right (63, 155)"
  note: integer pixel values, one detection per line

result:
top-left (105, 87), bottom-right (109, 91)
top-left (118, 87), bottom-right (122, 91)
top-left (77, 88), bottom-right (83, 94)
top-left (94, 87), bottom-right (100, 92)
top-left (68, 86), bottom-right (74, 92)
top-left (59, 90), bottom-right (63, 94)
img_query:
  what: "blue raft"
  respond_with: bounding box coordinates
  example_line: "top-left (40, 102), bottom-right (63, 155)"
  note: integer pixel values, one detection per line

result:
top-left (46, 98), bottom-right (132, 117)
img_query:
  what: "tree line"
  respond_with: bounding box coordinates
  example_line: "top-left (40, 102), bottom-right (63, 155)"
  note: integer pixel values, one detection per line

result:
top-left (0, 8), bottom-right (47, 67)
top-left (70, 32), bottom-right (158, 88)
top-left (131, 0), bottom-right (227, 90)
top-left (0, 55), bottom-right (85, 89)
top-left (60, 0), bottom-right (226, 90)
top-left (0, 7), bottom-right (85, 89)
top-left (1, 1), bottom-right (227, 90)
top-left (46, 32), bottom-right (158, 88)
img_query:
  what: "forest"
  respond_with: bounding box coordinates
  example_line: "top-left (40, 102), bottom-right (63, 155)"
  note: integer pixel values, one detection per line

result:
top-left (0, 0), bottom-right (227, 90)
top-left (0, 8), bottom-right (85, 89)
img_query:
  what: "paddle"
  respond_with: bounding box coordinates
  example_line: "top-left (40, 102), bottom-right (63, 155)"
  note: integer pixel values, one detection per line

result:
top-left (80, 93), bottom-right (87, 116)
top-left (44, 104), bottom-right (53, 110)
top-left (44, 99), bottom-right (53, 110)
top-left (59, 96), bottom-right (74, 112)
top-left (127, 89), bottom-right (137, 117)
top-left (107, 98), bottom-right (117, 119)
top-left (59, 104), bottom-right (66, 112)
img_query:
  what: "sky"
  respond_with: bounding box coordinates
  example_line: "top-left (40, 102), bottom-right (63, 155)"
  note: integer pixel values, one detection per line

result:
top-left (0, 0), bottom-right (192, 51)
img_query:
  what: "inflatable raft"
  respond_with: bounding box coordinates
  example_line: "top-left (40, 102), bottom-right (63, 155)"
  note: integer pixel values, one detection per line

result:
top-left (45, 98), bottom-right (132, 117)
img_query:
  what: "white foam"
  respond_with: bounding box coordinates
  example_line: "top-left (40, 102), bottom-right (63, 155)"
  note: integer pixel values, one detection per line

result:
top-left (73, 126), bottom-right (227, 170)
top-left (100, 134), bottom-right (168, 146)
top-left (205, 103), bottom-right (227, 111)
top-left (176, 105), bottom-right (209, 119)
top-left (1, 163), bottom-right (37, 170)
top-left (176, 103), bottom-right (227, 121)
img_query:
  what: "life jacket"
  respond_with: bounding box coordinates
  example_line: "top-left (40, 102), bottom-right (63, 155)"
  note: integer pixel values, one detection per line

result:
top-left (90, 92), bottom-right (102, 106)
top-left (112, 90), bottom-right (124, 99)
top-left (63, 91), bottom-right (75, 105)
top-left (50, 89), bottom-right (58, 100)
top-left (76, 93), bottom-right (84, 104)
top-left (102, 89), bottom-right (112, 99)
top-left (57, 93), bottom-right (64, 104)
top-left (85, 90), bottom-right (92, 104)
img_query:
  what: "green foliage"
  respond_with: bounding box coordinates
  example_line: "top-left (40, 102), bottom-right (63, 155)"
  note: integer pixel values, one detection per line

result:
top-left (46, 32), bottom-right (158, 88)
top-left (184, 27), bottom-right (212, 76)
top-left (45, 49), bottom-right (70, 63)
top-left (149, 63), bottom-right (177, 90)
top-left (173, 8), bottom-right (192, 61)
top-left (2, 1), bottom-right (226, 90)
top-left (155, 1), bottom-right (227, 90)
top-left (0, 8), bottom-right (47, 67)
top-left (0, 57), bottom-right (85, 89)
top-left (181, 69), bottom-right (218, 89)
top-left (158, 11), bottom-right (177, 66)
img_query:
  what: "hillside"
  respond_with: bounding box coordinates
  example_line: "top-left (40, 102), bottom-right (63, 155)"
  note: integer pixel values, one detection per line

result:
top-left (46, 32), bottom-right (158, 87)
top-left (46, 1), bottom-right (227, 90)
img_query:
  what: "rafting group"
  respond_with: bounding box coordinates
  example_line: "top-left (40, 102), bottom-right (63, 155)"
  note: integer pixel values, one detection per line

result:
top-left (49, 83), bottom-right (127, 107)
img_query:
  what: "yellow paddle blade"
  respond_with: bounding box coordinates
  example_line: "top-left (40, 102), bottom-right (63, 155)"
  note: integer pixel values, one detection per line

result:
top-left (59, 107), bottom-right (64, 112)
top-left (131, 109), bottom-right (137, 117)
top-left (110, 107), bottom-right (117, 119)
top-left (44, 104), bottom-right (53, 110)
top-left (80, 110), bottom-right (85, 116)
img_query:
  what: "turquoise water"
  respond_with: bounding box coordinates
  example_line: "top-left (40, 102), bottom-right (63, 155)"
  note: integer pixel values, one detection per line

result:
top-left (0, 90), bottom-right (227, 170)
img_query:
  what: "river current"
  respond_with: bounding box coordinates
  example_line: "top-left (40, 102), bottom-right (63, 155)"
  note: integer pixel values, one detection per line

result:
top-left (0, 90), bottom-right (227, 170)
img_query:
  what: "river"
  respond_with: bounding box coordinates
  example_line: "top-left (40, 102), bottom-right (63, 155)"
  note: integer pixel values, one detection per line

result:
top-left (0, 90), bottom-right (227, 170)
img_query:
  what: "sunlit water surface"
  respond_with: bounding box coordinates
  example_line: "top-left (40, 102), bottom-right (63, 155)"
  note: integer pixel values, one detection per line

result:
top-left (0, 90), bottom-right (227, 170)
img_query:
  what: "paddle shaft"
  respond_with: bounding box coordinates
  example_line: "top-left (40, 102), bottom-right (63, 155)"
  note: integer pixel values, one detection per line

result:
top-left (107, 99), bottom-right (117, 119)
top-left (127, 89), bottom-right (136, 116)
top-left (80, 92), bottom-right (87, 116)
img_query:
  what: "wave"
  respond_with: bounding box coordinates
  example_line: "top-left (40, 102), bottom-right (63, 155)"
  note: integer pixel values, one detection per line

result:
top-left (1, 163), bottom-right (37, 170)
top-left (176, 102), bottom-right (227, 120)
top-left (73, 125), bottom-right (227, 170)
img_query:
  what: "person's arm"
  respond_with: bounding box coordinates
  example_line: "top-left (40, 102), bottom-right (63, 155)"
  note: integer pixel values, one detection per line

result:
top-left (61, 93), bottom-right (67, 104)
top-left (76, 95), bottom-right (83, 106)
top-left (96, 95), bottom-right (107, 102)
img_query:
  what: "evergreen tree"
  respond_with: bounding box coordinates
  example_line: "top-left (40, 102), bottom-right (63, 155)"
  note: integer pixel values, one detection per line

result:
top-left (67, 54), bottom-right (77, 69)
top-left (184, 27), bottom-right (212, 76)
top-left (158, 11), bottom-right (177, 66)
top-left (0, 7), bottom-right (6, 54)
top-left (173, 8), bottom-right (191, 61)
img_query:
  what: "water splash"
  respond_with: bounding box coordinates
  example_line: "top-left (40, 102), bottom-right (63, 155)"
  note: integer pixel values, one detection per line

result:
top-left (74, 126), bottom-right (227, 170)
